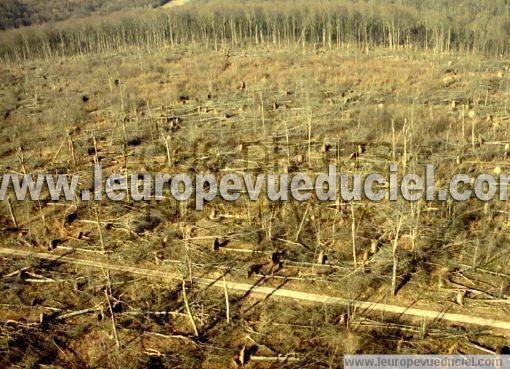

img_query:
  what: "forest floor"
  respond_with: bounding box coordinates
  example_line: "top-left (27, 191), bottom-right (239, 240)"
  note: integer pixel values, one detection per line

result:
top-left (0, 44), bottom-right (510, 368)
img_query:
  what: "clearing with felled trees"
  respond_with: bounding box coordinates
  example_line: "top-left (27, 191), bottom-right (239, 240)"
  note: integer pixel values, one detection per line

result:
top-left (0, 0), bottom-right (510, 368)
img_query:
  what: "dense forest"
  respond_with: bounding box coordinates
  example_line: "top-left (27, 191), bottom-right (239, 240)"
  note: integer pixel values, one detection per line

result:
top-left (0, 0), bottom-right (167, 30)
top-left (0, 0), bottom-right (509, 60)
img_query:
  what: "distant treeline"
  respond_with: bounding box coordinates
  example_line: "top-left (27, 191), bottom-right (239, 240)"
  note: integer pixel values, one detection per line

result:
top-left (1, 0), bottom-right (509, 61)
top-left (0, 0), bottom-right (167, 30)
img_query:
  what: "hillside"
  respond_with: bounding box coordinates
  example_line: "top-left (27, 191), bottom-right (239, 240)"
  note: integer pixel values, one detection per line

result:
top-left (0, 0), bottom-right (168, 30)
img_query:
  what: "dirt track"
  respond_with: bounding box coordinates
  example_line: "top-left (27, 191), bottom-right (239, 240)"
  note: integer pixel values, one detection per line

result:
top-left (162, 0), bottom-right (191, 8)
top-left (2, 247), bottom-right (510, 333)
